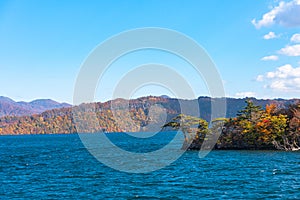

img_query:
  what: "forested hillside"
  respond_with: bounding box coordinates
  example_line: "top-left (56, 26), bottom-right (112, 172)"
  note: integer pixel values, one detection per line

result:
top-left (0, 96), bottom-right (298, 135)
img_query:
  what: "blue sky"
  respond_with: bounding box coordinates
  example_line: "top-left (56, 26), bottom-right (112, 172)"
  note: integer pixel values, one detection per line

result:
top-left (1, 0), bottom-right (300, 103)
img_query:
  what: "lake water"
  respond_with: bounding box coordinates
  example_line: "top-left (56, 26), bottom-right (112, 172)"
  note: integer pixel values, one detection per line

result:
top-left (1, 133), bottom-right (300, 199)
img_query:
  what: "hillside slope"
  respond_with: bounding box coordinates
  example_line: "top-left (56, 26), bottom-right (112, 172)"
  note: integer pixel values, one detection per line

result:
top-left (0, 96), bottom-right (298, 135)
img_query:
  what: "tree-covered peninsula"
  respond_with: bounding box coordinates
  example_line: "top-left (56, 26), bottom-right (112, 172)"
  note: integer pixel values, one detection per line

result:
top-left (163, 100), bottom-right (300, 151)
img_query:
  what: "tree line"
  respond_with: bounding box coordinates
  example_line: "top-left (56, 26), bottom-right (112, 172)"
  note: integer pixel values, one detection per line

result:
top-left (163, 100), bottom-right (300, 151)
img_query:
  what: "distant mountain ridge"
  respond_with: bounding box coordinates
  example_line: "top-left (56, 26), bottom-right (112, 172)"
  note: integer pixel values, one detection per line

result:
top-left (0, 96), bottom-right (71, 117)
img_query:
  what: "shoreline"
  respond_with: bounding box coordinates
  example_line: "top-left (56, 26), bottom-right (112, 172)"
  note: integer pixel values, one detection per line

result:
top-left (1, 132), bottom-right (299, 152)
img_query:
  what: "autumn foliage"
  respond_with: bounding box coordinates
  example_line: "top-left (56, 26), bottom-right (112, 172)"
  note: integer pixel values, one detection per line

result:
top-left (163, 100), bottom-right (300, 151)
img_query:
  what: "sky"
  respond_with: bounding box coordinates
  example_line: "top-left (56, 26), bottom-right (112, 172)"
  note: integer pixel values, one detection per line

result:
top-left (1, 0), bottom-right (300, 104)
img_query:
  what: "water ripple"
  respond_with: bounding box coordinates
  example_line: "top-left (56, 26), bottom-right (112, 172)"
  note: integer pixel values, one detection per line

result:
top-left (0, 134), bottom-right (300, 199)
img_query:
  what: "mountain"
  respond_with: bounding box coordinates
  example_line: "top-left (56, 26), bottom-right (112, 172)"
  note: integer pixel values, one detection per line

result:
top-left (160, 95), bottom-right (171, 99)
top-left (0, 96), bottom-right (71, 117)
top-left (0, 96), bottom-right (299, 135)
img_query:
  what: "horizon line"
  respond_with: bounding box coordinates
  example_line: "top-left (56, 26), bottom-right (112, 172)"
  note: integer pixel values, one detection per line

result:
top-left (1, 95), bottom-right (299, 106)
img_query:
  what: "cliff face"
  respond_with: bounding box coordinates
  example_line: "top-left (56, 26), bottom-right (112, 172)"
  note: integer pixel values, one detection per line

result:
top-left (0, 96), bottom-right (298, 135)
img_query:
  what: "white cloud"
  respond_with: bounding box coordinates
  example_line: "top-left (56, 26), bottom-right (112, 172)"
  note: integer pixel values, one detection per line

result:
top-left (263, 32), bottom-right (278, 39)
top-left (256, 75), bottom-right (264, 82)
top-left (235, 92), bottom-right (256, 98)
top-left (252, 0), bottom-right (300, 29)
top-left (256, 64), bottom-right (300, 91)
top-left (278, 44), bottom-right (300, 56)
top-left (261, 55), bottom-right (279, 61)
top-left (291, 33), bottom-right (300, 43)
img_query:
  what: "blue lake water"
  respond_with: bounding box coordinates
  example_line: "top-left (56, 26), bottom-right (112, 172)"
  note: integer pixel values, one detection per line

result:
top-left (1, 132), bottom-right (300, 199)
